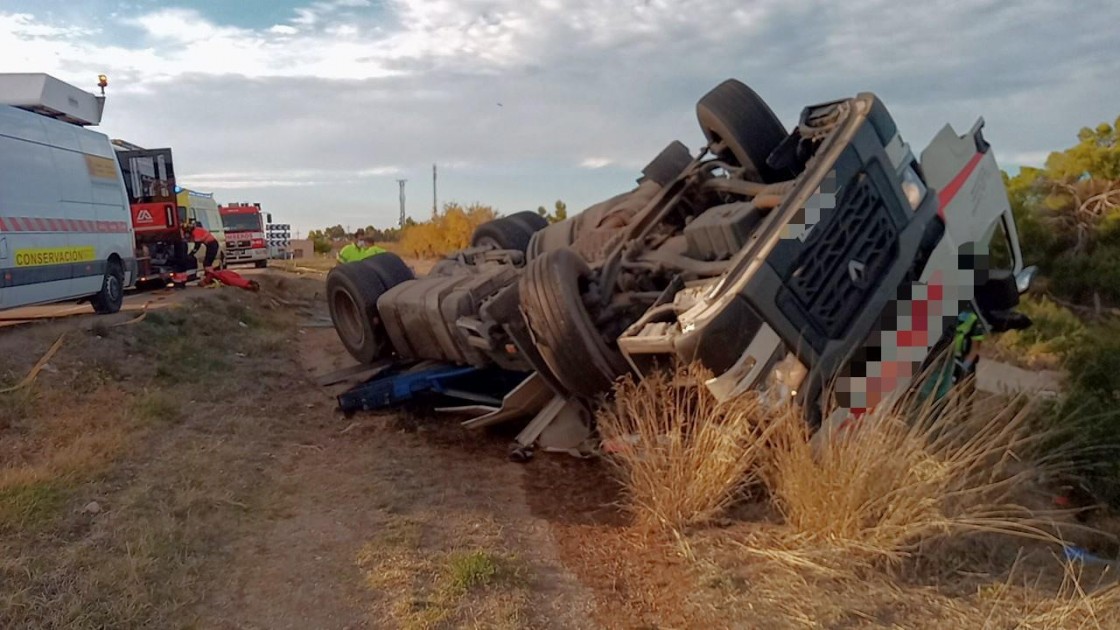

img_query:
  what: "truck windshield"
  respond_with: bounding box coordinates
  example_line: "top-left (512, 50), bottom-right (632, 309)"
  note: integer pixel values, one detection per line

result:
top-left (221, 214), bottom-right (261, 232)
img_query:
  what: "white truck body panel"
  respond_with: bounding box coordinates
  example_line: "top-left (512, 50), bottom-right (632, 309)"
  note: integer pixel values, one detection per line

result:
top-left (0, 102), bottom-right (137, 311)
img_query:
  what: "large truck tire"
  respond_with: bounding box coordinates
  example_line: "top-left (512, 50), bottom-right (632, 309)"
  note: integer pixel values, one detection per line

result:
top-left (640, 140), bottom-right (693, 187)
top-left (471, 212), bottom-right (547, 253)
top-left (518, 248), bottom-right (630, 399)
top-left (526, 219), bottom-right (577, 261)
top-left (327, 253), bottom-right (415, 363)
top-left (505, 210), bottom-right (549, 234)
top-left (90, 259), bottom-right (124, 315)
top-left (696, 79), bottom-right (790, 183)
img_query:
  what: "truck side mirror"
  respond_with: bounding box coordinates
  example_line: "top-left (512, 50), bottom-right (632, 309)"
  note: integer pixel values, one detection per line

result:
top-left (1015, 265), bottom-right (1038, 294)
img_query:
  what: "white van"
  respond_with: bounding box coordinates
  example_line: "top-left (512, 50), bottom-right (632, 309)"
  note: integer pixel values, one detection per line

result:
top-left (0, 73), bottom-right (137, 314)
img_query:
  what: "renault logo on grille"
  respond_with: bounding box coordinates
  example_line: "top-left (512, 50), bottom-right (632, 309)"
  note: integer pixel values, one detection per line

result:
top-left (848, 260), bottom-right (867, 286)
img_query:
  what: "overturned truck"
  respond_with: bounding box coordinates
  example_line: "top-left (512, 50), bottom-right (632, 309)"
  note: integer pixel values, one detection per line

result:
top-left (327, 79), bottom-right (1036, 458)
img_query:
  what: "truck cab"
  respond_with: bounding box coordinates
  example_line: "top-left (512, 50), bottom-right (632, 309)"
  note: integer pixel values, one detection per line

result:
top-left (219, 203), bottom-right (269, 268)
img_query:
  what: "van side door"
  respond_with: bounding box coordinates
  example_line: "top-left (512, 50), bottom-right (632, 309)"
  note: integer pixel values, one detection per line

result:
top-left (0, 107), bottom-right (79, 308)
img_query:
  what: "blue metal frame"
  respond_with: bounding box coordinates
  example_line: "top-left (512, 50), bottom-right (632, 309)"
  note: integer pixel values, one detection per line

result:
top-left (337, 364), bottom-right (482, 413)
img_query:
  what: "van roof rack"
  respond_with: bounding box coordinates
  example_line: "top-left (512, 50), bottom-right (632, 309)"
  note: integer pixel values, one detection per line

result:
top-left (0, 73), bottom-right (105, 126)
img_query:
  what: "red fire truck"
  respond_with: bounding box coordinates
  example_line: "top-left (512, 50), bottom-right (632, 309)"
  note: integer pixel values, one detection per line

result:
top-left (220, 202), bottom-right (269, 268)
top-left (113, 144), bottom-right (195, 283)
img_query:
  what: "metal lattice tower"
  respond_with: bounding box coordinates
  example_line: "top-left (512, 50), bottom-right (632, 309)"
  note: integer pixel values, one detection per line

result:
top-left (396, 178), bottom-right (407, 227)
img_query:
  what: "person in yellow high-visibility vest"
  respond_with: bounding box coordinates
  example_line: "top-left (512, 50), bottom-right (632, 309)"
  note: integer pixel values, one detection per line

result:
top-left (337, 229), bottom-right (386, 264)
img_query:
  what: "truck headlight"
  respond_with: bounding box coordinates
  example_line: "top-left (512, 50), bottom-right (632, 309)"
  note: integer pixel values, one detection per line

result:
top-left (900, 166), bottom-right (926, 210)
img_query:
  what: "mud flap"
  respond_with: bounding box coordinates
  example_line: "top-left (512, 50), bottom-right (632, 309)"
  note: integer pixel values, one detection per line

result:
top-left (458, 372), bottom-right (554, 429)
top-left (455, 372), bottom-right (594, 459)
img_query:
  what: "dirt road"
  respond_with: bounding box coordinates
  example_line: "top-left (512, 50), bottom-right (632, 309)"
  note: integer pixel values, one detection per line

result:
top-left (0, 266), bottom-right (270, 329)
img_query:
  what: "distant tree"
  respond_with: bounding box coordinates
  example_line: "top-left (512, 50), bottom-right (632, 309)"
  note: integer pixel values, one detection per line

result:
top-left (398, 201), bottom-right (498, 258)
top-left (551, 200), bottom-right (568, 223)
top-left (1006, 114), bottom-right (1120, 306)
top-left (537, 200), bottom-right (568, 223)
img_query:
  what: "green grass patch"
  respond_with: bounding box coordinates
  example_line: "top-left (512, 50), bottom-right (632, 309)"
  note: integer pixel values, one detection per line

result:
top-left (444, 550), bottom-right (521, 594)
top-left (130, 391), bottom-right (183, 426)
top-left (0, 388), bottom-right (38, 428)
top-left (0, 481), bottom-right (66, 532)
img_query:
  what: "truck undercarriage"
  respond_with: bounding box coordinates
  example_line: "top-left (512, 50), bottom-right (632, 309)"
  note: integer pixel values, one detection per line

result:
top-left (328, 79), bottom-right (1036, 457)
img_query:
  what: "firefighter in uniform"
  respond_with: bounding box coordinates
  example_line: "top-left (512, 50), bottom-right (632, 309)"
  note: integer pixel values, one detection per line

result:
top-left (183, 220), bottom-right (220, 271)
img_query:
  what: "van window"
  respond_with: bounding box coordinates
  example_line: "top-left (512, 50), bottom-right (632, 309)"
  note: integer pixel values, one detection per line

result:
top-left (989, 217), bottom-right (1013, 272)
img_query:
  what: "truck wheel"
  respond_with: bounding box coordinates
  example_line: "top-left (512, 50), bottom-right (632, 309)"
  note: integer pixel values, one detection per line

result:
top-left (518, 248), bottom-right (630, 399)
top-left (471, 214), bottom-right (545, 253)
top-left (255, 259), bottom-right (268, 268)
top-left (526, 219), bottom-right (576, 261)
top-left (359, 252), bottom-right (414, 286)
top-left (640, 140), bottom-right (693, 187)
top-left (326, 261), bottom-right (403, 365)
top-left (506, 210), bottom-right (549, 233)
top-left (91, 260), bottom-right (124, 315)
top-left (696, 79), bottom-right (790, 183)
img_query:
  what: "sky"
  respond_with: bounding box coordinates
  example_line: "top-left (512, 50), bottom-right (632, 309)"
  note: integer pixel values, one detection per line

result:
top-left (2, 0), bottom-right (1118, 238)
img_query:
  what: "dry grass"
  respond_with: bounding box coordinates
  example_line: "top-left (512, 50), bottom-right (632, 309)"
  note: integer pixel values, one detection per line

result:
top-left (596, 362), bottom-right (782, 533)
top-left (756, 384), bottom-right (1074, 570)
top-left (0, 275), bottom-right (325, 628)
top-left (971, 556), bottom-right (1120, 629)
top-left (356, 513), bottom-right (531, 630)
top-left (600, 361), bottom-right (1076, 568)
top-left (597, 360), bottom-right (1120, 627)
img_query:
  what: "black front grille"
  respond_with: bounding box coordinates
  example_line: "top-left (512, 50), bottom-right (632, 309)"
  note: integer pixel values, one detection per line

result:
top-left (785, 174), bottom-right (898, 338)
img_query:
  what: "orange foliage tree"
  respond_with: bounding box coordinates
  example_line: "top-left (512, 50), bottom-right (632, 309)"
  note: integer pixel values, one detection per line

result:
top-left (398, 203), bottom-right (498, 258)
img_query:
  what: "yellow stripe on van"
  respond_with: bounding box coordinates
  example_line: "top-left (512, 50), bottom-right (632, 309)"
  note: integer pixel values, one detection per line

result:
top-left (85, 154), bottom-right (118, 180)
top-left (14, 246), bottom-right (97, 267)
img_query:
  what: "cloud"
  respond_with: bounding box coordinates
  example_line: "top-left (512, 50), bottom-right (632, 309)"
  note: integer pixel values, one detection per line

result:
top-left (179, 166), bottom-right (404, 189)
top-left (580, 158), bottom-right (613, 169)
top-left (1, 0), bottom-right (1116, 237)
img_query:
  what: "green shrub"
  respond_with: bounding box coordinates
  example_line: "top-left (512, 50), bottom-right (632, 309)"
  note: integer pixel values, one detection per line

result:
top-left (1050, 318), bottom-right (1120, 504)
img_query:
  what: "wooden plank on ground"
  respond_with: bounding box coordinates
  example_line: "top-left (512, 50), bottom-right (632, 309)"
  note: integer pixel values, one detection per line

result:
top-left (314, 360), bottom-right (393, 387)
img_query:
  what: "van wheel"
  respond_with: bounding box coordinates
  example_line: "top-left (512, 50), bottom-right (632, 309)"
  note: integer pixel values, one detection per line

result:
top-left (255, 259), bottom-right (268, 269)
top-left (91, 260), bottom-right (124, 315)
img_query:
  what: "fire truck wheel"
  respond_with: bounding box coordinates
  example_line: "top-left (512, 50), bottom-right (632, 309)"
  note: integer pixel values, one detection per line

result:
top-left (696, 79), bottom-right (790, 183)
top-left (471, 213), bottom-right (545, 253)
top-left (327, 263), bottom-right (391, 364)
top-left (91, 260), bottom-right (125, 315)
top-left (518, 248), bottom-right (630, 399)
top-left (640, 140), bottom-right (693, 187)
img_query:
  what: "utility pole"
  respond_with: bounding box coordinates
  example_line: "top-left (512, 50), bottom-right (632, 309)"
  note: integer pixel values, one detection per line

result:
top-left (396, 179), bottom-right (407, 227)
top-left (432, 163), bottom-right (438, 216)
